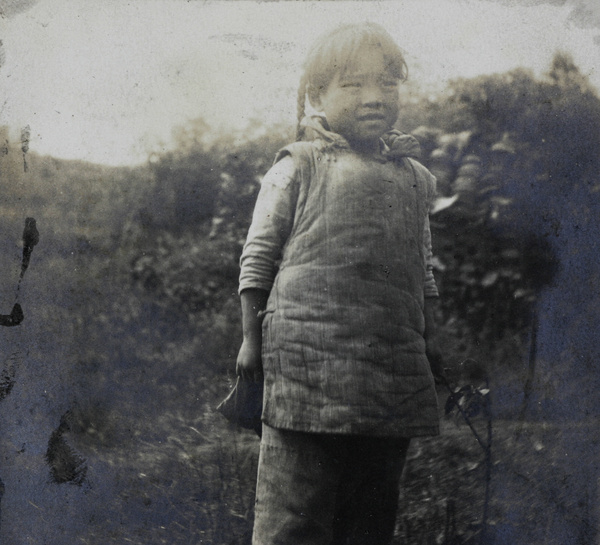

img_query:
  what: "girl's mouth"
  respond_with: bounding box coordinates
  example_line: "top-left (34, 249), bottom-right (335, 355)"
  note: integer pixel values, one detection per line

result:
top-left (358, 113), bottom-right (386, 121)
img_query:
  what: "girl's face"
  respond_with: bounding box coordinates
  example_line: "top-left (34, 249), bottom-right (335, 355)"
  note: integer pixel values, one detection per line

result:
top-left (311, 46), bottom-right (400, 154)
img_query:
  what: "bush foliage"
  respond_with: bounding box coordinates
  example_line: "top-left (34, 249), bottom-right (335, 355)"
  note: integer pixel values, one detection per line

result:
top-left (130, 53), bottom-right (600, 379)
top-left (1, 53), bottom-right (598, 544)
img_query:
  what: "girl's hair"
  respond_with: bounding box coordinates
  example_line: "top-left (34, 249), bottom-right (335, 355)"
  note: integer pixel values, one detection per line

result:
top-left (296, 22), bottom-right (408, 139)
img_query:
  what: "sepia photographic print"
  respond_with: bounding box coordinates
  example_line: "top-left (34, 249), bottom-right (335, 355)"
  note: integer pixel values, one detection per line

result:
top-left (0, 0), bottom-right (599, 543)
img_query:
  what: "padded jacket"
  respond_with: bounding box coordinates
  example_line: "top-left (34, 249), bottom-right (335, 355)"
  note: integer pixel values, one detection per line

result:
top-left (239, 116), bottom-right (439, 437)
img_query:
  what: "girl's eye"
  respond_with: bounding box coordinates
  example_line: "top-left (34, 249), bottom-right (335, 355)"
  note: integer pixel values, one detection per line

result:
top-left (341, 81), bottom-right (360, 88)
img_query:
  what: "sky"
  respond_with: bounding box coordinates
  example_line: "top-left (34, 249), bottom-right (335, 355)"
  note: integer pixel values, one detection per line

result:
top-left (1, 0), bottom-right (599, 166)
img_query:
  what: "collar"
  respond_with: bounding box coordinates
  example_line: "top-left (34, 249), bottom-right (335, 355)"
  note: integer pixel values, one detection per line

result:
top-left (299, 115), bottom-right (421, 160)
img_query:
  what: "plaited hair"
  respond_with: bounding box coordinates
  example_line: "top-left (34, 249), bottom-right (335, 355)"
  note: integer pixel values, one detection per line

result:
top-left (296, 72), bottom-right (309, 140)
top-left (295, 22), bottom-right (408, 140)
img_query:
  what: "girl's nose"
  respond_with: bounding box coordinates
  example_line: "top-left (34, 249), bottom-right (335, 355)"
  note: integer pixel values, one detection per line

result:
top-left (361, 84), bottom-right (385, 106)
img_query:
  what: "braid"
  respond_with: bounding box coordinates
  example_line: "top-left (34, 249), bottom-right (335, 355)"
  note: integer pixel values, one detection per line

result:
top-left (296, 73), bottom-right (307, 141)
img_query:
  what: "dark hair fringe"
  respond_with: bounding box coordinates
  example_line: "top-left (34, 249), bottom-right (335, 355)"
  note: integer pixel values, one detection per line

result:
top-left (296, 73), bottom-right (308, 141)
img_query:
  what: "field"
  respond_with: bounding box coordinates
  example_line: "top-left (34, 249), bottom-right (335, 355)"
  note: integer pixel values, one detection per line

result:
top-left (1, 58), bottom-right (599, 542)
top-left (1, 223), bottom-right (596, 544)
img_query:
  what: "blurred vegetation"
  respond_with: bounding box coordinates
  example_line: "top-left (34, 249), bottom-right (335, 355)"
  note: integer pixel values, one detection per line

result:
top-left (1, 52), bottom-right (598, 544)
top-left (131, 52), bottom-right (600, 382)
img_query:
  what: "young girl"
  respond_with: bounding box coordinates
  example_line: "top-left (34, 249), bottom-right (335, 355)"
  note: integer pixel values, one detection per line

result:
top-left (236, 22), bottom-right (442, 545)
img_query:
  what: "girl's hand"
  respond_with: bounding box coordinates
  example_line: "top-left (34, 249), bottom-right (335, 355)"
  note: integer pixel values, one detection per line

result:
top-left (236, 338), bottom-right (264, 382)
top-left (426, 335), bottom-right (446, 384)
top-left (423, 298), bottom-right (446, 384)
top-left (237, 288), bottom-right (268, 382)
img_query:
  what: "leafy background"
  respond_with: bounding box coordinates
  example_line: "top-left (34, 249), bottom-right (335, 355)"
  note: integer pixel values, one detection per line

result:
top-left (0, 53), bottom-right (598, 544)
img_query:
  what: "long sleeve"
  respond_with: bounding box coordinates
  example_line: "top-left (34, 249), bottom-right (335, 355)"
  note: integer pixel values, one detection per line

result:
top-left (239, 155), bottom-right (298, 294)
top-left (423, 168), bottom-right (439, 299)
top-left (423, 215), bottom-right (439, 298)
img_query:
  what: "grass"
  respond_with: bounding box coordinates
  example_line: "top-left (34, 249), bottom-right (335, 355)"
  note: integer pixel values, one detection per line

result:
top-left (4, 220), bottom-right (595, 545)
top-left (66, 386), bottom-right (599, 545)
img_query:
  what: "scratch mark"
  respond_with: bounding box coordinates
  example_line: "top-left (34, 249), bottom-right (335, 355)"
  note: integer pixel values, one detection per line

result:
top-left (0, 217), bottom-right (39, 325)
top-left (13, 217), bottom-right (39, 306)
top-left (20, 217), bottom-right (39, 281)
top-left (20, 125), bottom-right (30, 173)
top-left (0, 304), bottom-right (23, 327)
top-left (46, 410), bottom-right (88, 486)
top-left (0, 352), bottom-right (20, 401)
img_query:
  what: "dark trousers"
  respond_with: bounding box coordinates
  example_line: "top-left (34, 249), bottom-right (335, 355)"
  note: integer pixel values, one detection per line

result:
top-left (252, 424), bottom-right (411, 545)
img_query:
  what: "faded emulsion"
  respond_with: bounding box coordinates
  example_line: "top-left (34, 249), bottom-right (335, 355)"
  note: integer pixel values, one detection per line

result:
top-left (1, 3), bottom-right (600, 544)
top-left (0, 216), bottom-right (39, 531)
top-left (45, 410), bottom-right (88, 486)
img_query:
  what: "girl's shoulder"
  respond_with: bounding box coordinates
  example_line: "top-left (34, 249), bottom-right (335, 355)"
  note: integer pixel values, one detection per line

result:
top-left (404, 156), bottom-right (435, 180)
top-left (274, 140), bottom-right (325, 165)
top-left (398, 157), bottom-right (437, 201)
top-left (261, 141), bottom-right (322, 191)
top-left (404, 156), bottom-right (435, 179)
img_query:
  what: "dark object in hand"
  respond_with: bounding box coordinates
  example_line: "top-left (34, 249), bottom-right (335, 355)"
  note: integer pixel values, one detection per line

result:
top-left (216, 378), bottom-right (263, 437)
top-left (0, 304), bottom-right (24, 327)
